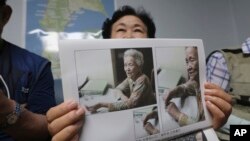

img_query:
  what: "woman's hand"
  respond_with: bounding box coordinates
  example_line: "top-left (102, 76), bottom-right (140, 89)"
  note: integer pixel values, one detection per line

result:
top-left (47, 101), bottom-right (85, 141)
top-left (204, 82), bottom-right (232, 129)
top-left (163, 85), bottom-right (185, 106)
top-left (87, 103), bottom-right (109, 113)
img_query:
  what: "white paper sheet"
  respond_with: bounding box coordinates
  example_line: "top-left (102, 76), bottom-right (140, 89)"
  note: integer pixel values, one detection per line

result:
top-left (59, 38), bottom-right (214, 141)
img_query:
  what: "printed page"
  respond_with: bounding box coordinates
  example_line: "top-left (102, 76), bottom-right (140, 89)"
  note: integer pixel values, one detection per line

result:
top-left (203, 128), bottom-right (220, 141)
top-left (59, 39), bottom-right (213, 141)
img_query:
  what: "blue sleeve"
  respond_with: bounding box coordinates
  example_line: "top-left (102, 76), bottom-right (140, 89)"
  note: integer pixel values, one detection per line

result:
top-left (27, 63), bottom-right (56, 114)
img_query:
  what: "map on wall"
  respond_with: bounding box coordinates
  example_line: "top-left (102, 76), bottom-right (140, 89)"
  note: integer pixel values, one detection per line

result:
top-left (25, 0), bottom-right (114, 104)
top-left (26, 0), bottom-right (114, 79)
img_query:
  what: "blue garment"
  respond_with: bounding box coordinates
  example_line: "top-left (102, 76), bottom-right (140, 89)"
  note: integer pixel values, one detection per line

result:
top-left (0, 40), bottom-right (56, 141)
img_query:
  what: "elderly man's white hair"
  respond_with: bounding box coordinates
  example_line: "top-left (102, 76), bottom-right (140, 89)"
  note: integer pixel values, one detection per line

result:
top-left (124, 49), bottom-right (144, 68)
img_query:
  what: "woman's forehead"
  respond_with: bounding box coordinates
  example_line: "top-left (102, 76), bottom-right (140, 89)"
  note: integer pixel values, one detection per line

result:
top-left (113, 15), bottom-right (146, 28)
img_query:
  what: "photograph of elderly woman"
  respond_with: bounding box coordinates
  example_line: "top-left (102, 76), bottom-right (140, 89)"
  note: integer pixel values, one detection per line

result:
top-left (75, 48), bottom-right (156, 114)
top-left (156, 46), bottom-right (205, 132)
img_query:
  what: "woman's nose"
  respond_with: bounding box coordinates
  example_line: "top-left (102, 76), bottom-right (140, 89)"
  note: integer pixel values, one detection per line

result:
top-left (125, 67), bottom-right (131, 72)
top-left (187, 64), bottom-right (192, 70)
top-left (123, 31), bottom-right (133, 38)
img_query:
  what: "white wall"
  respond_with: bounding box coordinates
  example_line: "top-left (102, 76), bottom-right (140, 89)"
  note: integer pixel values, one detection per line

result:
top-left (231, 0), bottom-right (250, 43)
top-left (155, 47), bottom-right (187, 78)
top-left (3, 0), bottom-right (26, 47)
top-left (75, 49), bottom-right (114, 87)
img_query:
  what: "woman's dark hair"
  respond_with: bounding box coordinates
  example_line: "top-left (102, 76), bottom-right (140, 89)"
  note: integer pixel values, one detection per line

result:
top-left (0, 0), bottom-right (6, 6)
top-left (102, 5), bottom-right (156, 39)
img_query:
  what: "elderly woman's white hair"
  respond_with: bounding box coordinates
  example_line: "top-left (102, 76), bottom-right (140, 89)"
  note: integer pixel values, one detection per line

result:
top-left (124, 49), bottom-right (144, 69)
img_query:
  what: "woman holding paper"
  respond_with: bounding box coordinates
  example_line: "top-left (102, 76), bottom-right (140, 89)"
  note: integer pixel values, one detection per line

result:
top-left (46, 5), bottom-right (232, 141)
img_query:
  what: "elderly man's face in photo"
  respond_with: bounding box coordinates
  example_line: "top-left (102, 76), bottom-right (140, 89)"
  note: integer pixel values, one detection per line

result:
top-left (124, 56), bottom-right (140, 80)
top-left (111, 15), bottom-right (148, 39)
top-left (185, 47), bottom-right (199, 81)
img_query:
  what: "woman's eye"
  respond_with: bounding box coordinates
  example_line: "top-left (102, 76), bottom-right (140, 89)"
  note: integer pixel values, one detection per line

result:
top-left (117, 28), bottom-right (126, 32)
top-left (125, 63), bottom-right (132, 67)
top-left (190, 58), bottom-right (196, 62)
top-left (134, 29), bottom-right (143, 32)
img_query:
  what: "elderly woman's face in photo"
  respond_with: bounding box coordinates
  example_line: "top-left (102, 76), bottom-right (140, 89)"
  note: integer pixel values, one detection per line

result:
top-left (111, 15), bottom-right (148, 39)
top-left (124, 56), bottom-right (140, 80)
top-left (185, 47), bottom-right (199, 81)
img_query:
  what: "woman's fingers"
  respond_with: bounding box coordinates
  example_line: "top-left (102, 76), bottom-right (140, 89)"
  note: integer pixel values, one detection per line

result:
top-left (204, 82), bottom-right (232, 104)
top-left (205, 95), bottom-right (232, 118)
top-left (47, 100), bottom-right (78, 123)
top-left (48, 107), bottom-right (85, 135)
top-left (51, 120), bottom-right (83, 141)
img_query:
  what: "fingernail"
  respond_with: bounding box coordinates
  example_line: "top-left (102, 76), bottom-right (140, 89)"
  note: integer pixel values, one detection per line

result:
top-left (76, 108), bottom-right (85, 116)
top-left (206, 100), bottom-right (213, 107)
top-left (67, 100), bottom-right (77, 108)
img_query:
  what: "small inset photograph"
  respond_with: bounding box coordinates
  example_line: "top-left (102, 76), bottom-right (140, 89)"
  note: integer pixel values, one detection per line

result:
top-left (133, 105), bottom-right (160, 138)
top-left (74, 48), bottom-right (156, 114)
top-left (170, 130), bottom-right (207, 141)
top-left (155, 46), bottom-right (205, 131)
